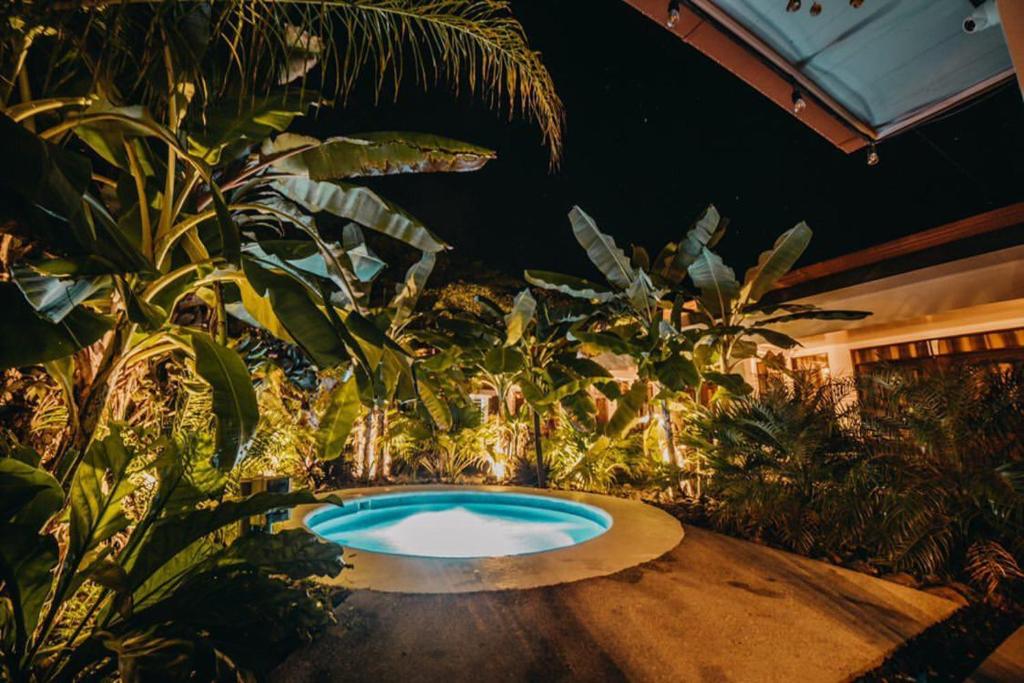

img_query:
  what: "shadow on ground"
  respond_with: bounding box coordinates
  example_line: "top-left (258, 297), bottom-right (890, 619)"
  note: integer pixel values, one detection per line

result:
top-left (272, 526), bottom-right (956, 683)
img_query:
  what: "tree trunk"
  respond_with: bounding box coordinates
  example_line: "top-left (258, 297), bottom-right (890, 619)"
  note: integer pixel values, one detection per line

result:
top-left (532, 409), bottom-right (546, 488)
top-left (659, 400), bottom-right (683, 468)
top-left (373, 407), bottom-right (389, 480)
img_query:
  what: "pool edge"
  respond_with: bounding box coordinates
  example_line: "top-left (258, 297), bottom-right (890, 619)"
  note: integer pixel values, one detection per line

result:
top-left (281, 484), bottom-right (685, 594)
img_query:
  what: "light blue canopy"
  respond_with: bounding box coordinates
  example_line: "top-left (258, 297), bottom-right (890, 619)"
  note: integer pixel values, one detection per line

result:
top-left (711, 0), bottom-right (1014, 130)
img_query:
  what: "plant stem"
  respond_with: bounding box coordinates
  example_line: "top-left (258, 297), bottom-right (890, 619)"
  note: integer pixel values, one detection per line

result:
top-left (532, 409), bottom-right (546, 488)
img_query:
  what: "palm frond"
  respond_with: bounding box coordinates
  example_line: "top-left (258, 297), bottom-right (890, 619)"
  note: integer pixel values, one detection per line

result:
top-left (5, 0), bottom-right (564, 164)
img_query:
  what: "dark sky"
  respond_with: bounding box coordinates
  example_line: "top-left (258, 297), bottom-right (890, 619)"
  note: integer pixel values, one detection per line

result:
top-left (301, 0), bottom-right (1024, 284)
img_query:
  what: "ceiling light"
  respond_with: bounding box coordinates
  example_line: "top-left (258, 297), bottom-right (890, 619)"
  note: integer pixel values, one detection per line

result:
top-left (866, 144), bottom-right (880, 166)
top-left (786, 0), bottom-right (802, 11)
top-left (809, 2), bottom-right (823, 16)
top-left (666, 1), bottom-right (681, 28)
top-left (791, 88), bottom-right (807, 113)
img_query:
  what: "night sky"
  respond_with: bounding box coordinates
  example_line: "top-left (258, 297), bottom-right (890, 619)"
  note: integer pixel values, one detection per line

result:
top-left (299, 0), bottom-right (1024, 285)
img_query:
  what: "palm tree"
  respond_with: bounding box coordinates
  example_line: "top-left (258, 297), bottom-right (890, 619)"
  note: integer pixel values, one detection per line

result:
top-left (0, 0), bottom-right (563, 164)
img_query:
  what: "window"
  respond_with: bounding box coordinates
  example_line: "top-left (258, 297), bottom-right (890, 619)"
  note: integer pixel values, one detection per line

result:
top-left (852, 327), bottom-right (1024, 374)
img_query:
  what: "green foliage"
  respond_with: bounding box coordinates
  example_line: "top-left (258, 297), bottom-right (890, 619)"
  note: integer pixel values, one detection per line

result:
top-left (690, 364), bottom-right (1024, 600)
top-left (0, 429), bottom-right (343, 682)
top-left (859, 364), bottom-right (1024, 595)
top-left (691, 377), bottom-right (869, 555)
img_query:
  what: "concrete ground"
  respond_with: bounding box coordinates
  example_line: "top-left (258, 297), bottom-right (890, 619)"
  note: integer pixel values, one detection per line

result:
top-left (968, 626), bottom-right (1024, 683)
top-left (273, 526), bottom-right (958, 683)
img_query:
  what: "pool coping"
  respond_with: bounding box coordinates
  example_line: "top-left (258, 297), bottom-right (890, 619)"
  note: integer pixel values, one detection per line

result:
top-left (281, 484), bottom-right (685, 594)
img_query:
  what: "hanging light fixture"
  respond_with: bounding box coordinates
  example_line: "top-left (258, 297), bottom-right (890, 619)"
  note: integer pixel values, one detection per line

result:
top-left (866, 143), bottom-right (880, 166)
top-left (666, 0), bottom-right (681, 28)
top-left (791, 87), bottom-right (807, 113)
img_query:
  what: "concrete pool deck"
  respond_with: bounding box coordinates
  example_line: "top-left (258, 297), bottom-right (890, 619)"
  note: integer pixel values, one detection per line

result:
top-left (287, 485), bottom-right (683, 593)
top-left (273, 525), bottom-right (958, 682)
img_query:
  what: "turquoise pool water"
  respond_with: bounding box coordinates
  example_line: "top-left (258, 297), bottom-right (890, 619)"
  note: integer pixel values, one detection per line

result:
top-left (306, 490), bottom-right (613, 559)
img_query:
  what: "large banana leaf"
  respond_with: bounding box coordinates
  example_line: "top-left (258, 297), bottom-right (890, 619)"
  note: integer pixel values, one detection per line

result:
top-left (504, 289), bottom-right (537, 346)
top-left (189, 334), bottom-right (259, 471)
top-left (416, 375), bottom-right (452, 430)
top-left (568, 206), bottom-right (634, 290)
top-left (341, 224), bottom-right (386, 283)
top-left (757, 309), bottom-right (871, 325)
top-left (188, 91), bottom-right (312, 164)
top-left (0, 282), bottom-right (112, 370)
top-left (0, 458), bottom-right (63, 530)
top-left (483, 346), bottom-right (526, 374)
top-left (10, 261), bottom-right (108, 323)
top-left (272, 177), bottom-right (448, 252)
top-left (68, 427), bottom-right (136, 559)
top-left (390, 251), bottom-right (436, 329)
top-left (263, 131), bottom-right (495, 179)
top-left (687, 247), bottom-right (740, 319)
top-left (0, 113), bottom-right (90, 252)
top-left (568, 330), bottom-right (641, 357)
top-left (228, 279), bottom-right (293, 342)
top-left (316, 375), bottom-right (361, 461)
top-left (523, 270), bottom-right (615, 302)
top-left (0, 524), bottom-right (59, 652)
top-left (654, 354), bottom-right (700, 392)
top-left (740, 222), bottom-right (811, 304)
top-left (242, 257), bottom-right (350, 368)
top-left (604, 381), bottom-right (647, 438)
top-left (124, 490), bottom-right (340, 591)
top-left (658, 204), bottom-right (728, 283)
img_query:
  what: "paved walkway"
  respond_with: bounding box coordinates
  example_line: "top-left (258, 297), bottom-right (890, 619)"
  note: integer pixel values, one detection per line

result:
top-left (968, 626), bottom-right (1024, 683)
top-left (273, 526), bottom-right (958, 682)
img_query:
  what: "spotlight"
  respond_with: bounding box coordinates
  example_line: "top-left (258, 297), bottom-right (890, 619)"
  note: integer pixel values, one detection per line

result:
top-left (791, 88), bottom-right (807, 114)
top-left (809, 2), bottom-right (822, 16)
top-left (850, 0), bottom-right (864, 7)
top-left (666, 0), bottom-right (681, 28)
top-left (786, 0), bottom-right (801, 11)
top-left (866, 143), bottom-right (879, 166)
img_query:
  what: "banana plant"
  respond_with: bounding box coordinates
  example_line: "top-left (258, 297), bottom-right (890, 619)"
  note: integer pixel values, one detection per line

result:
top-left (669, 211), bottom-right (871, 391)
top-left (525, 206), bottom-right (708, 468)
top-left (0, 428), bottom-right (344, 682)
top-left (425, 290), bottom-right (607, 487)
top-left (1, 87), bottom-right (495, 471)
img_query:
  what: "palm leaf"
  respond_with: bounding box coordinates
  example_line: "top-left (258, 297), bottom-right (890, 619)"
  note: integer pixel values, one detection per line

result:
top-left (264, 131), bottom-right (495, 179)
top-left (568, 206), bottom-right (635, 290)
top-left (687, 248), bottom-right (739, 319)
top-left (272, 177), bottom-right (448, 253)
top-left (740, 222), bottom-right (812, 304)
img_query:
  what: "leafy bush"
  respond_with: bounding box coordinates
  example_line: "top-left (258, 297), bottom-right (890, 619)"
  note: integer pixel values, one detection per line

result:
top-left (0, 428), bottom-right (343, 681)
top-left (691, 377), bottom-right (871, 555)
top-left (860, 364), bottom-right (1024, 597)
top-left (388, 406), bottom-right (501, 482)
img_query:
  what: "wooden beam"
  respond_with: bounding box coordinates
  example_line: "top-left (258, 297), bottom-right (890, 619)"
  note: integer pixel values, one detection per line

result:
top-left (777, 202), bottom-right (1024, 287)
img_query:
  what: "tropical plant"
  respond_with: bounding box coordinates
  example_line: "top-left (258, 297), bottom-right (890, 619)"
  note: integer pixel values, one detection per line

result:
top-left (542, 417), bottom-right (633, 493)
top-left (386, 404), bottom-right (499, 482)
top-left (859, 363), bottom-right (1024, 598)
top-left (425, 289), bottom-right (610, 487)
top-left (1, 0), bottom-right (564, 475)
top-left (526, 204), bottom-right (870, 480)
top-left (687, 375), bottom-right (871, 555)
top-left (0, 428), bottom-right (344, 681)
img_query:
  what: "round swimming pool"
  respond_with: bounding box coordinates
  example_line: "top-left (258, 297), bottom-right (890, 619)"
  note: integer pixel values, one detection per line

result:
top-left (305, 490), bottom-right (613, 559)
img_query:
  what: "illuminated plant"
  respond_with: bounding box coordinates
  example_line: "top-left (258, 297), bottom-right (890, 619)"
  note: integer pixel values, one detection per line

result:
top-left (0, 429), bottom-right (344, 681)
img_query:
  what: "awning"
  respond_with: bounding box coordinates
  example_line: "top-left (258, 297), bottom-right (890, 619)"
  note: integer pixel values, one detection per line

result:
top-left (624, 0), bottom-right (1017, 152)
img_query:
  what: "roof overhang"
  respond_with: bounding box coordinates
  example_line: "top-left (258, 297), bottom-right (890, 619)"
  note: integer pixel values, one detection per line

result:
top-left (623, 0), bottom-right (1018, 153)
